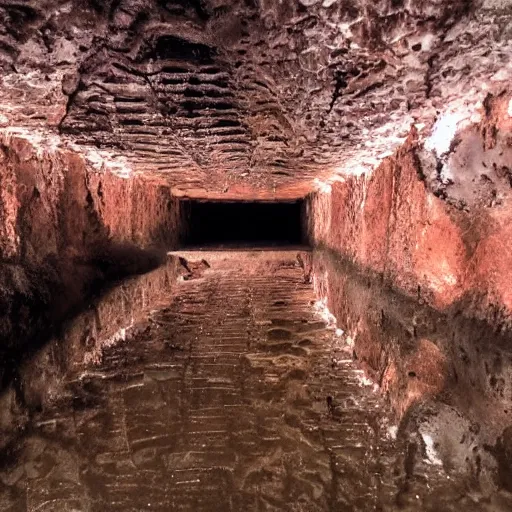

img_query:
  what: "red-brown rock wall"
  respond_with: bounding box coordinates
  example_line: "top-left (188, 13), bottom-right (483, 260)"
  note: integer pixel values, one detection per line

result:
top-left (308, 94), bottom-right (512, 322)
top-left (307, 140), bottom-right (469, 311)
top-left (307, 93), bottom-right (512, 432)
top-left (0, 135), bottom-right (181, 263)
top-left (312, 251), bottom-right (451, 419)
top-left (312, 249), bottom-right (512, 488)
top-left (0, 254), bottom-right (180, 449)
top-left (0, 131), bottom-right (183, 380)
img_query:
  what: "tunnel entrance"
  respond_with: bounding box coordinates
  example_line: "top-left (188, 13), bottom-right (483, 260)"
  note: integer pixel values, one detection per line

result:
top-left (180, 200), bottom-right (306, 248)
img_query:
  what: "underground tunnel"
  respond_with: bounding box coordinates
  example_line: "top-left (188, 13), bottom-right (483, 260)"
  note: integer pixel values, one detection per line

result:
top-left (1, 0), bottom-right (512, 510)
top-left (180, 200), bottom-right (305, 247)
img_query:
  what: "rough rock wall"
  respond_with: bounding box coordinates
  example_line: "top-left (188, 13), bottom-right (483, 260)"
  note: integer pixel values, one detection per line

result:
top-left (312, 250), bottom-right (511, 489)
top-left (307, 93), bottom-right (512, 485)
top-left (1, 0), bottom-right (510, 195)
top-left (308, 136), bottom-right (469, 311)
top-left (0, 130), bottom-right (182, 388)
top-left (308, 93), bottom-right (512, 320)
top-left (0, 254), bottom-right (180, 450)
top-left (307, 92), bottom-right (512, 446)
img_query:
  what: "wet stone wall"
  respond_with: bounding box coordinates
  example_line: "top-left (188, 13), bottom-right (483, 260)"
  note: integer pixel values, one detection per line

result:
top-left (306, 95), bottom-right (512, 496)
top-left (312, 242), bottom-right (512, 496)
top-left (0, 255), bottom-right (180, 453)
top-left (0, 132), bottom-right (184, 406)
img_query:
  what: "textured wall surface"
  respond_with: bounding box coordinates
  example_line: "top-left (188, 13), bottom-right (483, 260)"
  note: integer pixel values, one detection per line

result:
top-left (1, 0), bottom-right (512, 499)
top-left (308, 93), bottom-right (512, 321)
top-left (0, 254), bottom-right (180, 450)
top-left (0, 0), bottom-right (510, 197)
top-left (307, 94), bottom-right (512, 484)
top-left (312, 249), bottom-right (512, 494)
top-left (0, 130), bottom-right (183, 387)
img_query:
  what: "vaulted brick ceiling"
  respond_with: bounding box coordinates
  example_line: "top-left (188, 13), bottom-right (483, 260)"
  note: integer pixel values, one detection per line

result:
top-left (1, 0), bottom-right (510, 198)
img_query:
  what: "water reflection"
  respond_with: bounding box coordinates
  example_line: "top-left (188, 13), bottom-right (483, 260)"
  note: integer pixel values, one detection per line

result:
top-left (0, 251), bottom-right (510, 511)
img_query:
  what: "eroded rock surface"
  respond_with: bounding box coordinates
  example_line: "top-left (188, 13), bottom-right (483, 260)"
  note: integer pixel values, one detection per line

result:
top-left (307, 95), bottom-right (512, 324)
top-left (0, 131), bottom-right (183, 393)
top-left (312, 249), bottom-right (512, 470)
top-left (0, 255), bottom-right (179, 452)
top-left (1, 1), bottom-right (512, 509)
top-left (0, 0), bottom-right (510, 196)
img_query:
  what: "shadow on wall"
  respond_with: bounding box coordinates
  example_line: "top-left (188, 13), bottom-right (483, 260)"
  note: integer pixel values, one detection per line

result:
top-left (313, 249), bottom-right (512, 420)
top-left (313, 249), bottom-right (512, 492)
top-left (0, 242), bottom-right (165, 385)
top-left (0, 134), bottom-right (182, 396)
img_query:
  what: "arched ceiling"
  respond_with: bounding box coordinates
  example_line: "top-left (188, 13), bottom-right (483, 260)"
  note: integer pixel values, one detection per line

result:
top-left (0, 0), bottom-right (511, 198)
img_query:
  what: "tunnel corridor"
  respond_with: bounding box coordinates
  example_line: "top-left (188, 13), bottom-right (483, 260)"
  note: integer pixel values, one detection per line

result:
top-left (180, 201), bottom-right (305, 248)
top-left (1, 0), bottom-right (512, 510)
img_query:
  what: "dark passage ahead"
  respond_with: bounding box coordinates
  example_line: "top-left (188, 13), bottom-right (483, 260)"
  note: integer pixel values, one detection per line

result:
top-left (181, 200), bottom-right (304, 247)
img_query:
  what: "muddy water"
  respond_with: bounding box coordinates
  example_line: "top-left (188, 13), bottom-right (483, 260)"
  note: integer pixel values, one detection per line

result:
top-left (0, 252), bottom-right (507, 511)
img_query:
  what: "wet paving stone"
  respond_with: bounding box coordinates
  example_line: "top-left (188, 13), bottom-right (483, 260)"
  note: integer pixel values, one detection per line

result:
top-left (0, 251), bottom-right (508, 511)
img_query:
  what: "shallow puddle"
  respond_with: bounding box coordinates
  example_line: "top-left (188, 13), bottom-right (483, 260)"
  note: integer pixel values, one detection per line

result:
top-left (0, 252), bottom-right (509, 511)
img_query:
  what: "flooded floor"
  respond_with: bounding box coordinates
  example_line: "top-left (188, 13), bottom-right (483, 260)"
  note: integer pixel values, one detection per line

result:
top-left (0, 251), bottom-right (506, 511)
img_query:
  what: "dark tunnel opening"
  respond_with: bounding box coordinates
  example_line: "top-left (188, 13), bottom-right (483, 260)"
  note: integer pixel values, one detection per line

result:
top-left (180, 200), bottom-right (307, 248)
